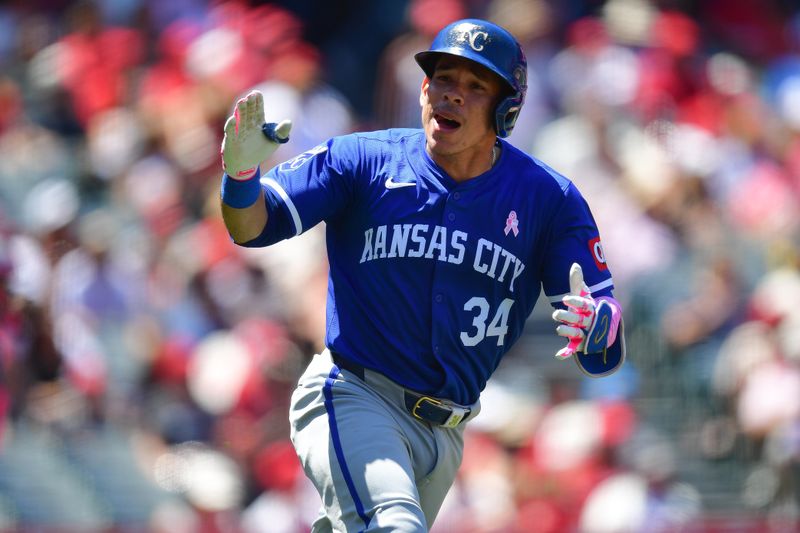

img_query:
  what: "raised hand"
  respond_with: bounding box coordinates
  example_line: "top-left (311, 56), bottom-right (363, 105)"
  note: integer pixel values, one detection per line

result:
top-left (221, 91), bottom-right (291, 180)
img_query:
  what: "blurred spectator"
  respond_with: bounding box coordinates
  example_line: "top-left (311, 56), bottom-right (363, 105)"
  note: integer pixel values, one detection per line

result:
top-left (54, 1), bottom-right (145, 129)
top-left (0, 233), bottom-right (63, 425)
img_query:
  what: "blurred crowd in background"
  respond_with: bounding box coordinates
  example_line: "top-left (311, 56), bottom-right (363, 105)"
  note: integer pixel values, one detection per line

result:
top-left (0, 0), bottom-right (799, 531)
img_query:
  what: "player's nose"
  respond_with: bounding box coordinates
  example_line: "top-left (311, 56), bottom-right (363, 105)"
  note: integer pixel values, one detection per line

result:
top-left (442, 87), bottom-right (464, 105)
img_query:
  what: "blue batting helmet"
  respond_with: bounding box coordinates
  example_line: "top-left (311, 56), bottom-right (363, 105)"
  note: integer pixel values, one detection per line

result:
top-left (415, 19), bottom-right (527, 138)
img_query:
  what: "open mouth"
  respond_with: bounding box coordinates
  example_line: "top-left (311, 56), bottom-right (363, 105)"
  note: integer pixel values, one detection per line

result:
top-left (434, 113), bottom-right (461, 131)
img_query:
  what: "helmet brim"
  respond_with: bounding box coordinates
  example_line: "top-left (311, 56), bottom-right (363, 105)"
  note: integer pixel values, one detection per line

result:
top-left (414, 49), bottom-right (515, 93)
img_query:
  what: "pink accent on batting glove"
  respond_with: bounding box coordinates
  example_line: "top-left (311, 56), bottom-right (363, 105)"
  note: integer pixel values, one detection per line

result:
top-left (228, 98), bottom-right (258, 179)
top-left (233, 167), bottom-right (258, 180)
top-left (234, 97), bottom-right (245, 134)
top-left (596, 295), bottom-right (622, 346)
top-left (563, 287), bottom-right (593, 356)
top-left (219, 150), bottom-right (258, 181)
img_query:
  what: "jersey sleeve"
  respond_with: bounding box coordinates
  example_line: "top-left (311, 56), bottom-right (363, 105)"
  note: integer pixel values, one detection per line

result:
top-left (540, 182), bottom-right (615, 306)
top-left (239, 136), bottom-right (359, 247)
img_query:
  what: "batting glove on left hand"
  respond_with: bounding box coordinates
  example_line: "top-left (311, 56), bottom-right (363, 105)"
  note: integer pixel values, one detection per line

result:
top-left (221, 90), bottom-right (291, 180)
top-left (552, 263), bottom-right (618, 359)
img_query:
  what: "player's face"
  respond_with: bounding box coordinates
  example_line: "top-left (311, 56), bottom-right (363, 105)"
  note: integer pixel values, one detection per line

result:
top-left (420, 56), bottom-right (503, 160)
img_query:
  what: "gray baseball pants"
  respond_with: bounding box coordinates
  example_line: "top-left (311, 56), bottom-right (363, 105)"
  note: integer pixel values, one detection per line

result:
top-left (289, 349), bottom-right (479, 532)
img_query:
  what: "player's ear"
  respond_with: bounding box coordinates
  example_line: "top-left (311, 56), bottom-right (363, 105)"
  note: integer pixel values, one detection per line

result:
top-left (420, 76), bottom-right (430, 107)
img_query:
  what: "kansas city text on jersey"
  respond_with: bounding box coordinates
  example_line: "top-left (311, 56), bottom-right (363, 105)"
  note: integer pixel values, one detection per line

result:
top-left (359, 223), bottom-right (526, 292)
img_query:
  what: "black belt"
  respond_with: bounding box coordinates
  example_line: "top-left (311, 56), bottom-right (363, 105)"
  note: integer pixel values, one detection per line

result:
top-left (330, 351), bottom-right (471, 428)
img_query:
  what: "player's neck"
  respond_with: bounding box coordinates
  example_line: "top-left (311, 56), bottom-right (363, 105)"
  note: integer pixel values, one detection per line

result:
top-left (427, 141), bottom-right (500, 182)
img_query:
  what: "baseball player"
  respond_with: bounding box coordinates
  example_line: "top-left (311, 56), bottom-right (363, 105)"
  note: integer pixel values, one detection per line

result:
top-left (220, 18), bottom-right (625, 533)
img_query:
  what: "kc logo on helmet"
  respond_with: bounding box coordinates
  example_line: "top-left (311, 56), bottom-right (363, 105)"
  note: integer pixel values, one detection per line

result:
top-left (588, 237), bottom-right (607, 270)
top-left (456, 27), bottom-right (490, 51)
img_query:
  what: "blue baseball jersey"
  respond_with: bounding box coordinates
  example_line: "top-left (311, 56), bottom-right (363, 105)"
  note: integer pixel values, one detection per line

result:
top-left (242, 129), bottom-right (615, 405)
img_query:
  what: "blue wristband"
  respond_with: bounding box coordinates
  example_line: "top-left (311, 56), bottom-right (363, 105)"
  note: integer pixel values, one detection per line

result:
top-left (221, 167), bottom-right (262, 208)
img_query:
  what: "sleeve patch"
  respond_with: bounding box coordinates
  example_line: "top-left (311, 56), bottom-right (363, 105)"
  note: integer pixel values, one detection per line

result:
top-left (588, 237), bottom-right (608, 271)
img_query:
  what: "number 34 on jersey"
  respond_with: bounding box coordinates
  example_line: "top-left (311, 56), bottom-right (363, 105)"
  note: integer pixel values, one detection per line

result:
top-left (460, 297), bottom-right (514, 347)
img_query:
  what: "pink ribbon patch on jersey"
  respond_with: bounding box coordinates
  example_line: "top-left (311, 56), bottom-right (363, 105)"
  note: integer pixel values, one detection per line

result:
top-left (504, 211), bottom-right (519, 236)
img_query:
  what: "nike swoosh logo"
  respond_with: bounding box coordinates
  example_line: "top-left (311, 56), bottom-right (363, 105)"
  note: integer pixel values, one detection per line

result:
top-left (385, 177), bottom-right (417, 189)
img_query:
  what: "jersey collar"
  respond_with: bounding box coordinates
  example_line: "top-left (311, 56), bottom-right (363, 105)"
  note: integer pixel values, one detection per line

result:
top-left (415, 133), bottom-right (505, 192)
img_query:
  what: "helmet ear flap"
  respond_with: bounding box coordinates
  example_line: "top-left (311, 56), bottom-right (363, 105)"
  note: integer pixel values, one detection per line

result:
top-left (495, 91), bottom-right (524, 138)
top-left (501, 109), bottom-right (520, 138)
top-left (496, 63), bottom-right (527, 138)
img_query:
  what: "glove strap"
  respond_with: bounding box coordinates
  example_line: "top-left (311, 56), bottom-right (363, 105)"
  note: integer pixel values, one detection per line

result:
top-left (582, 300), bottom-right (614, 354)
top-left (221, 168), bottom-right (262, 208)
top-left (262, 122), bottom-right (290, 144)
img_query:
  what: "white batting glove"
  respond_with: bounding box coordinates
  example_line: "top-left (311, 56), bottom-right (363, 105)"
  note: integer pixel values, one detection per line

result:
top-left (552, 263), bottom-right (618, 359)
top-left (221, 90), bottom-right (291, 180)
